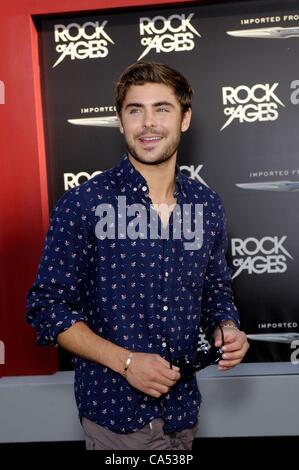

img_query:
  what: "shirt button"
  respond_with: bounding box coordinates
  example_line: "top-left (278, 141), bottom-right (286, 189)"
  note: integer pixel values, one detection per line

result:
top-left (162, 342), bottom-right (167, 348)
top-left (142, 185), bottom-right (147, 192)
top-left (163, 305), bottom-right (168, 311)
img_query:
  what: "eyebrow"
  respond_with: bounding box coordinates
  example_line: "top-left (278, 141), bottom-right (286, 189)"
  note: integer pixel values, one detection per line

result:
top-left (124, 101), bottom-right (175, 110)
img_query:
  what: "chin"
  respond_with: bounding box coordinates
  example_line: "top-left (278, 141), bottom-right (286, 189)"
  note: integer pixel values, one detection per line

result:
top-left (130, 150), bottom-right (173, 166)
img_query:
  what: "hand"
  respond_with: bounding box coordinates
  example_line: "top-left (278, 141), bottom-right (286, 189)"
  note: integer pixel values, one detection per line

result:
top-left (214, 326), bottom-right (249, 371)
top-left (125, 352), bottom-right (181, 398)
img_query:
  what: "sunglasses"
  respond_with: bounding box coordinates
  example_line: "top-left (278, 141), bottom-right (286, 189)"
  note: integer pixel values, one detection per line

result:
top-left (167, 326), bottom-right (224, 379)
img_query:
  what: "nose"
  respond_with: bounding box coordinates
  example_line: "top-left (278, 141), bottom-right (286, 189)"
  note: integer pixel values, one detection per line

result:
top-left (142, 108), bottom-right (156, 129)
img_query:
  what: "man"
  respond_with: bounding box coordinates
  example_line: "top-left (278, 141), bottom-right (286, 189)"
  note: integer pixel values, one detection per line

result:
top-left (26, 61), bottom-right (249, 450)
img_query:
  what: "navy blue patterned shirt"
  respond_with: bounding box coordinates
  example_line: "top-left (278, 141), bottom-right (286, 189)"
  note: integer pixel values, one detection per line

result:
top-left (26, 154), bottom-right (239, 434)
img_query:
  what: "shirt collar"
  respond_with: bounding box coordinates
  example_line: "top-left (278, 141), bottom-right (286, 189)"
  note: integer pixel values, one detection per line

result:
top-left (174, 163), bottom-right (186, 197)
top-left (119, 154), bottom-right (149, 194)
top-left (117, 154), bottom-right (187, 197)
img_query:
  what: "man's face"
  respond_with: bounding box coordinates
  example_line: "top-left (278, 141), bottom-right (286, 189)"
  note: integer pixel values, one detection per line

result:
top-left (118, 83), bottom-right (191, 166)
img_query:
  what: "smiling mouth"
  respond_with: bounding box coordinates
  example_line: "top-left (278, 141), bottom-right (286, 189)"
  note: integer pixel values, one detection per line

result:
top-left (139, 136), bottom-right (162, 145)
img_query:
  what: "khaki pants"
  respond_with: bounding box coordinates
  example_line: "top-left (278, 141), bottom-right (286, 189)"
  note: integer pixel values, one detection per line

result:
top-left (82, 417), bottom-right (197, 450)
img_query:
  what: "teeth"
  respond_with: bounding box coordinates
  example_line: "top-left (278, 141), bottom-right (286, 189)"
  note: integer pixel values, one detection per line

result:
top-left (141, 137), bottom-right (161, 141)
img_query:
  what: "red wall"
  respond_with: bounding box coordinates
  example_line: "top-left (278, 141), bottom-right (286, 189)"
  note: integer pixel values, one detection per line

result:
top-left (0, 0), bottom-right (210, 376)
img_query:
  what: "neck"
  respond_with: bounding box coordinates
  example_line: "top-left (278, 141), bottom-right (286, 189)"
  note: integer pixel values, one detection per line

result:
top-left (128, 154), bottom-right (177, 204)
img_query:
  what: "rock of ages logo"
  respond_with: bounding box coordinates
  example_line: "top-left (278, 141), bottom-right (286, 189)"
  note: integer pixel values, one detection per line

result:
top-left (63, 164), bottom-right (207, 190)
top-left (53, 21), bottom-right (114, 68)
top-left (231, 235), bottom-right (293, 279)
top-left (138, 13), bottom-right (201, 61)
top-left (221, 83), bottom-right (285, 131)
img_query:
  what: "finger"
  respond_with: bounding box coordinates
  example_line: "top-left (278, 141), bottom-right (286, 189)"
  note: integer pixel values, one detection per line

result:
top-left (151, 383), bottom-right (170, 395)
top-left (222, 342), bottom-right (245, 352)
top-left (156, 355), bottom-right (171, 368)
top-left (159, 367), bottom-right (181, 382)
top-left (222, 334), bottom-right (240, 346)
top-left (221, 351), bottom-right (245, 361)
top-left (147, 388), bottom-right (163, 398)
top-left (147, 365), bottom-right (179, 385)
top-left (156, 355), bottom-right (180, 372)
top-left (214, 329), bottom-right (223, 347)
top-left (165, 373), bottom-right (180, 385)
top-left (150, 375), bottom-right (179, 388)
top-left (222, 329), bottom-right (247, 342)
top-left (222, 335), bottom-right (249, 352)
top-left (163, 378), bottom-right (178, 387)
top-left (218, 357), bottom-right (242, 368)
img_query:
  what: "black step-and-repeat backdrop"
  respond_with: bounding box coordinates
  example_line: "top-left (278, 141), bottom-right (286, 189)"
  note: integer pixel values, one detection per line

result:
top-left (38, 0), bottom-right (299, 363)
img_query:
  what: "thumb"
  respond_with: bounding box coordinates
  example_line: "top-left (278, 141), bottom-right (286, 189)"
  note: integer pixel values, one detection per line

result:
top-left (214, 327), bottom-right (223, 347)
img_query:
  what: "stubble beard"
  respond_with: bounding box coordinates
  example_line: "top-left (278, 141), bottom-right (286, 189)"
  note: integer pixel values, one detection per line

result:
top-left (126, 134), bottom-right (181, 167)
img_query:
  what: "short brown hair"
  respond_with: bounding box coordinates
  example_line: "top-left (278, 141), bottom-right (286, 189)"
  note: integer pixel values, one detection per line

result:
top-left (114, 61), bottom-right (193, 114)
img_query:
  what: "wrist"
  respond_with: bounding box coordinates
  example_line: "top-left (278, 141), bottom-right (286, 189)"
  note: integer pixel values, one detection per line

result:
top-left (219, 320), bottom-right (239, 330)
top-left (100, 343), bottom-right (131, 375)
top-left (110, 346), bottom-right (134, 376)
top-left (123, 350), bottom-right (133, 378)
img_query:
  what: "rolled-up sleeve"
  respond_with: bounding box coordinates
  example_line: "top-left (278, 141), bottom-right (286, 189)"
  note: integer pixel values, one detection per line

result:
top-left (200, 195), bottom-right (240, 341)
top-left (26, 189), bottom-right (94, 346)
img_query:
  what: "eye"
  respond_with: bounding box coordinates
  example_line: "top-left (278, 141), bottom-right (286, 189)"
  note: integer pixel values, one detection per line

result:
top-left (129, 108), bottom-right (142, 114)
top-left (157, 107), bottom-right (169, 112)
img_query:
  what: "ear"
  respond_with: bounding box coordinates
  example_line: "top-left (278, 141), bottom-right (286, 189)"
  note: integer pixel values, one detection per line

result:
top-left (181, 108), bottom-right (192, 133)
top-left (117, 113), bottom-right (124, 134)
